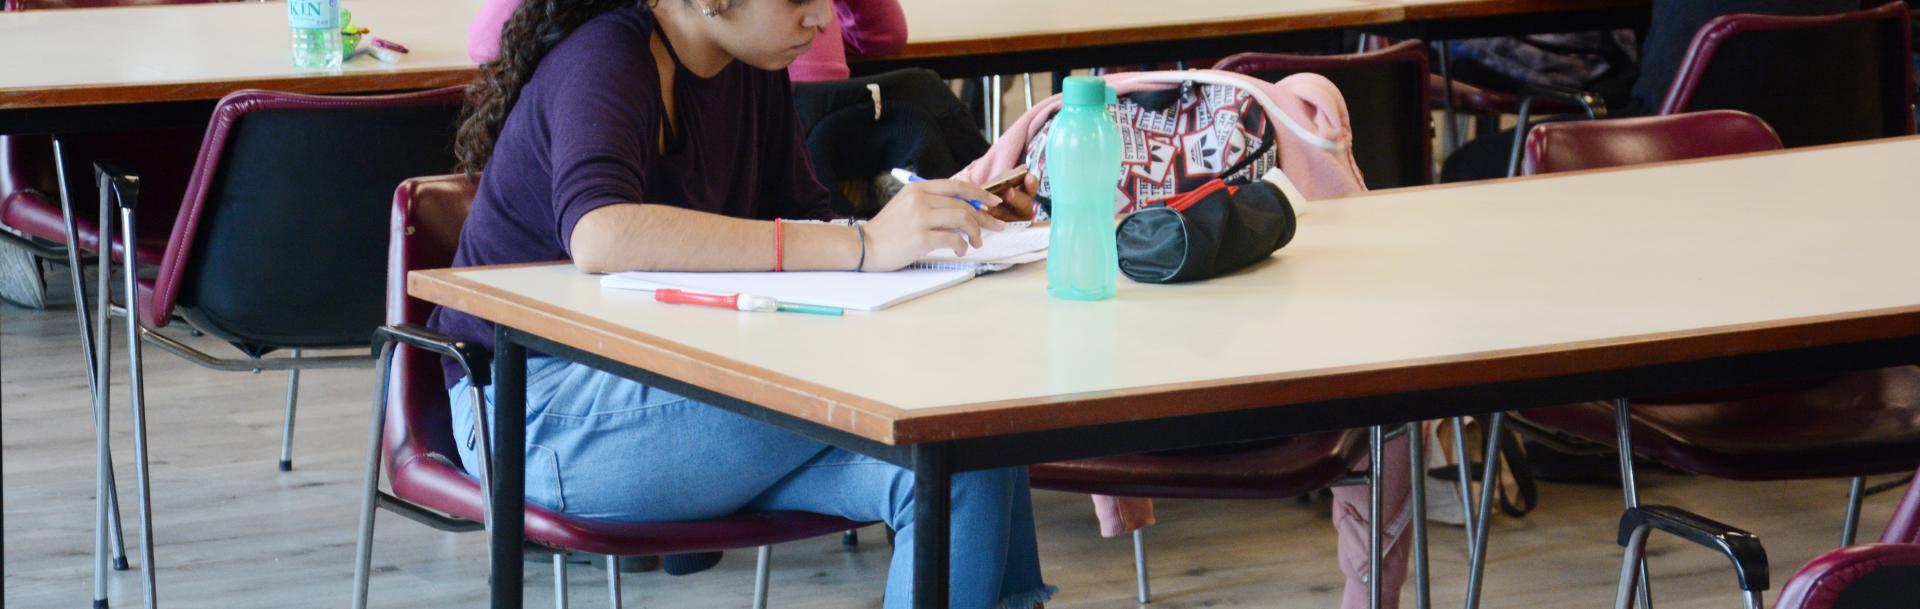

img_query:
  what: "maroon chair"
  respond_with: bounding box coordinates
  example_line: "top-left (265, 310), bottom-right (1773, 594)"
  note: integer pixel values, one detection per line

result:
top-left (1614, 468), bottom-right (1920, 609)
top-left (1497, 2), bottom-right (1911, 178)
top-left (1213, 39), bottom-right (1434, 190)
top-left (1519, 110), bottom-right (1782, 176)
top-left (352, 175), bottom-right (868, 609)
top-left (1773, 468), bottom-right (1920, 609)
top-left (1029, 429), bottom-right (1384, 603)
top-left (1506, 109), bottom-right (1920, 609)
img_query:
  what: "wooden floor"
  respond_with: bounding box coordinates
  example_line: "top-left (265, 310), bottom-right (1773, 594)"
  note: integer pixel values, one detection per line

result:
top-left (2, 292), bottom-right (1907, 609)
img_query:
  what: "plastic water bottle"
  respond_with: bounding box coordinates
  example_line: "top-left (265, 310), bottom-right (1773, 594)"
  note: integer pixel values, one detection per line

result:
top-left (288, 0), bottom-right (343, 69)
top-left (1045, 76), bottom-right (1122, 301)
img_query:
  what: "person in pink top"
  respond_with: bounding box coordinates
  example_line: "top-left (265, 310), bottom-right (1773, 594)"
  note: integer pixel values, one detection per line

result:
top-left (468, 0), bottom-right (906, 82)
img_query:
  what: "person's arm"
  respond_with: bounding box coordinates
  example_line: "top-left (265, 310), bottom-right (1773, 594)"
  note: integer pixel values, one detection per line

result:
top-left (466, 0), bottom-right (522, 63)
top-left (834, 0), bottom-right (907, 57)
top-left (570, 180), bottom-right (1005, 274)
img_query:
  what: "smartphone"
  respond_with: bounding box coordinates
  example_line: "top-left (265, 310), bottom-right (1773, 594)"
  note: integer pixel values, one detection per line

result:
top-left (982, 166), bottom-right (1031, 194)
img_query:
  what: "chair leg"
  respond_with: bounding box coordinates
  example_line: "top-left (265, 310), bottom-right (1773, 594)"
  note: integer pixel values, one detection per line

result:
top-left (1463, 413), bottom-right (1505, 609)
top-left (1022, 73), bottom-right (1036, 111)
top-left (993, 75), bottom-right (1005, 141)
top-left (278, 349), bottom-right (302, 472)
top-left (1450, 417), bottom-right (1477, 543)
top-left (350, 343), bottom-right (397, 609)
top-left (112, 176), bottom-right (159, 609)
top-left (553, 553), bottom-right (569, 609)
top-left (56, 134), bottom-right (119, 608)
top-left (606, 555), bottom-right (622, 609)
top-left (1613, 524), bottom-right (1650, 609)
top-left (97, 197), bottom-right (124, 578)
top-left (1132, 528), bottom-right (1150, 604)
top-left (1407, 422), bottom-right (1431, 609)
top-left (1369, 425), bottom-right (1385, 609)
top-left (107, 470), bottom-right (129, 570)
top-left (980, 77), bottom-right (995, 143)
top-left (1842, 476), bottom-right (1867, 547)
top-left (752, 545), bottom-right (772, 609)
top-left (1615, 399), bottom-right (1653, 609)
top-left (1434, 42), bottom-right (1460, 156)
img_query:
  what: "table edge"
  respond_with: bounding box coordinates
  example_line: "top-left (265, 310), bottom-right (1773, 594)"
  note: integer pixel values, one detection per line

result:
top-left (1326, 135), bottom-right (1920, 201)
top-left (409, 264), bottom-right (914, 444)
top-left (1390, 0), bottom-right (1645, 21)
top-left (412, 263), bottom-right (1920, 446)
top-left (858, 6), bottom-right (1402, 62)
top-left (0, 68), bottom-right (478, 110)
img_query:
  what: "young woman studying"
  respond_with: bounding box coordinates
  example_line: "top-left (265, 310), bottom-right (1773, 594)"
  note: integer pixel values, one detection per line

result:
top-left (428, 0), bottom-right (1050, 608)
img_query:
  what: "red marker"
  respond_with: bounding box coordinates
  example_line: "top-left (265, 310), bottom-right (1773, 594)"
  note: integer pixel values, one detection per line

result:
top-left (653, 288), bottom-right (842, 316)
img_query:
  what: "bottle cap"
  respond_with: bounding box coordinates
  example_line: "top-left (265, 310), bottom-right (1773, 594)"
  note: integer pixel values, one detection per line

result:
top-left (1062, 76), bottom-right (1108, 106)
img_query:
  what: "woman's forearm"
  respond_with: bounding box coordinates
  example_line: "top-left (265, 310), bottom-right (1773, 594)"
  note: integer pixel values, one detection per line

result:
top-left (570, 203), bottom-right (862, 273)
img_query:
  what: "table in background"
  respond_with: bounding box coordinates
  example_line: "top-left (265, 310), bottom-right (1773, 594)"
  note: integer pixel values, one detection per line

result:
top-left (855, 0), bottom-right (1651, 78)
top-left (854, 0), bottom-right (1400, 77)
top-left (0, 0), bottom-right (481, 135)
top-left (414, 136), bottom-right (1920, 609)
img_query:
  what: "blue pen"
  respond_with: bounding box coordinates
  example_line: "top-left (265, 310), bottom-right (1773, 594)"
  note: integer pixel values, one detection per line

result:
top-left (891, 168), bottom-right (985, 211)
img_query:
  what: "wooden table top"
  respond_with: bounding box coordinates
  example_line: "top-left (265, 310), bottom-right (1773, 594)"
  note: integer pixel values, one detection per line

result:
top-left (876, 0), bottom-right (1400, 61)
top-left (1, 0), bottom-right (1655, 109)
top-left (0, 0), bottom-right (481, 110)
top-left (1383, 0), bottom-right (1648, 21)
top-left (868, 0), bottom-right (1650, 62)
top-left (412, 136), bottom-right (1920, 446)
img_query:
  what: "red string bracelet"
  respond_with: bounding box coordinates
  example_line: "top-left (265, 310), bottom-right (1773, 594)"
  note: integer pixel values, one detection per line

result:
top-left (773, 218), bottom-right (784, 272)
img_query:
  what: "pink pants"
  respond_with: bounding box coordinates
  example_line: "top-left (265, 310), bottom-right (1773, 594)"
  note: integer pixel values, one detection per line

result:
top-left (1091, 434), bottom-right (1414, 609)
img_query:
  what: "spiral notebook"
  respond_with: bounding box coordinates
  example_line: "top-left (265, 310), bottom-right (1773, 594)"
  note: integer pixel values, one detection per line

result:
top-left (600, 224), bottom-right (1047, 311)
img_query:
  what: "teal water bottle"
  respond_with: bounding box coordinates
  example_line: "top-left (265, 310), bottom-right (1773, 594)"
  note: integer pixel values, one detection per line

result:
top-left (1045, 77), bottom-right (1122, 301)
top-left (288, 0), bottom-right (343, 69)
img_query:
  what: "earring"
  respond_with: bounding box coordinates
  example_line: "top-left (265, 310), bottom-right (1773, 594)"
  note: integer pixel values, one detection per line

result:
top-left (700, 3), bottom-right (718, 17)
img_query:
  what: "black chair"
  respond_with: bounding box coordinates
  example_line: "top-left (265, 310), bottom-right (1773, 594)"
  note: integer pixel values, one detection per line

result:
top-left (89, 87), bottom-right (463, 606)
top-left (1656, 1), bottom-right (1914, 149)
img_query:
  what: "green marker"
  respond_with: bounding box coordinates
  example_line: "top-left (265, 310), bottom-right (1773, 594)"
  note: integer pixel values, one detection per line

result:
top-left (775, 303), bottom-right (844, 316)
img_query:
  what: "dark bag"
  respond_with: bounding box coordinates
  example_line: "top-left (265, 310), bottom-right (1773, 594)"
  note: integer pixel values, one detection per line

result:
top-left (794, 68), bottom-right (989, 218)
top-left (1115, 178), bottom-right (1297, 284)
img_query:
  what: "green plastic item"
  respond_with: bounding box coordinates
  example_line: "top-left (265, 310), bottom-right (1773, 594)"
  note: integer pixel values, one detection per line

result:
top-left (1044, 76), bottom-right (1122, 301)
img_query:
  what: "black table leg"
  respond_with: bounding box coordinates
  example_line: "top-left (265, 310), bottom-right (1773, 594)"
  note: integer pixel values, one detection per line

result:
top-left (491, 328), bottom-right (526, 609)
top-left (912, 443), bottom-right (951, 609)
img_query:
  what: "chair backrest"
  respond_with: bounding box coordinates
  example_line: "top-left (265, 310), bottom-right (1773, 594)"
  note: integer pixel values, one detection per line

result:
top-left (147, 87), bottom-right (463, 354)
top-left (1886, 467), bottom-right (1920, 545)
top-left (1660, 1), bottom-right (1914, 148)
top-left (1212, 40), bottom-right (1432, 190)
top-left (1520, 110), bottom-right (1783, 176)
top-left (384, 175), bottom-right (478, 482)
top-left (1774, 468), bottom-right (1920, 609)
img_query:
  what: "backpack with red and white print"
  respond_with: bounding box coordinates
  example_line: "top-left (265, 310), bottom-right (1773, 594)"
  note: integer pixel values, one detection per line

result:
top-left (956, 69), bottom-right (1367, 216)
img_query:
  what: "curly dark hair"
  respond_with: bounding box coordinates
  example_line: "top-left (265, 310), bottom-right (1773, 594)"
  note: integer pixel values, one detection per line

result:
top-left (454, 0), bottom-right (664, 174)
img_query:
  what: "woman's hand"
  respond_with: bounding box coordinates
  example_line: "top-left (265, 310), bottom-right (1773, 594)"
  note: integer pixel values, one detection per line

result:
top-left (861, 179), bottom-right (1008, 271)
top-left (985, 169), bottom-right (1041, 222)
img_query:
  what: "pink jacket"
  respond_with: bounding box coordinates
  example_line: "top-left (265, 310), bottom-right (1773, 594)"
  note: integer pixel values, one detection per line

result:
top-left (465, 0), bottom-right (906, 83)
top-left (957, 69), bottom-right (1369, 536)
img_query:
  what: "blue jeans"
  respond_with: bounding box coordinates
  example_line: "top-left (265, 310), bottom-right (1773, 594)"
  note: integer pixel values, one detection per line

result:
top-left (451, 356), bottom-right (1053, 609)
